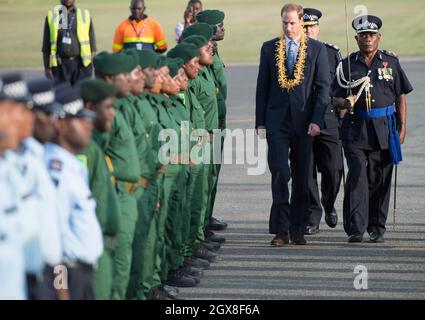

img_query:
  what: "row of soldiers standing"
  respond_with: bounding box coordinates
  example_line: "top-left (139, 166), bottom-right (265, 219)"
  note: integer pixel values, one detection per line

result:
top-left (0, 9), bottom-right (228, 300)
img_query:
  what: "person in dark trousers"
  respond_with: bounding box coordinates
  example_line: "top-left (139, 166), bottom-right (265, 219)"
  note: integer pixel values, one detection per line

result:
top-left (333, 15), bottom-right (413, 243)
top-left (302, 8), bottom-right (344, 235)
top-left (255, 3), bottom-right (330, 246)
top-left (42, 0), bottom-right (97, 86)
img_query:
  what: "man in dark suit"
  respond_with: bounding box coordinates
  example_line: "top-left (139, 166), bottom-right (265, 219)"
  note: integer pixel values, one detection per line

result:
top-left (255, 3), bottom-right (330, 246)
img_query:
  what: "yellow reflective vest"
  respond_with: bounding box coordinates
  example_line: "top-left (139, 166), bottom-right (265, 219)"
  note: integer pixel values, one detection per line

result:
top-left (47, 7), bottom-right (92, 67)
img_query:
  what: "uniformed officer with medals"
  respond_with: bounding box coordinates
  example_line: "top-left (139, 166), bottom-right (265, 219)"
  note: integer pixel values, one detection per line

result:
top-left (333, 15), bottom-right (413, 243)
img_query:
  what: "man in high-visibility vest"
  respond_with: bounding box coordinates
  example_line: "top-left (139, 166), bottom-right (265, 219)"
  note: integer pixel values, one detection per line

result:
top-left (113, 0), bottom-right (167, 53)
top-left (42, 0), bottom-right (97, 86)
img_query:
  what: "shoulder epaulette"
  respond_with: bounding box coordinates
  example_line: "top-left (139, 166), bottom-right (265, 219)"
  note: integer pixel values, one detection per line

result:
top-left (324, 42), bottom-right (340, 51)
top-left (382, 50), bottom-right (399, 59)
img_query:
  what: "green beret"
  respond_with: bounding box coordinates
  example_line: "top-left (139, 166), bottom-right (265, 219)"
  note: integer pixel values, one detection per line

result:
top-left (94, 51), bottom-right (138, 76)
top-left (167, 58), bottom-right (184, 78)
top-left (156, 55), bottom-right (167, 69)
top-left (181, 23), bottom-right (213, 41)
top-left (78, 79), bottom-right (117, 103)
top-left (139, 50), bottom-right (159, 69)
top-left (123, 48), bottom-right (139, 65)
top-left (181, 35), bottom-right (208, 49)
top-left (167, 43), bottom-right (199, 64)
top-left (124, 48), bottom-right (158, 69)
top-left (196, 10), bottom-right (225, 25)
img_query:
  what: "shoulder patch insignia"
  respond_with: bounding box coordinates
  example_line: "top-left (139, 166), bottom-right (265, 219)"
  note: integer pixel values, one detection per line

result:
top-left (49, 159), bottom-right (63, 172)
top-left (324, 42), bottom-right (340, 51)
top-left (383, 50), bottom-right (399, 59)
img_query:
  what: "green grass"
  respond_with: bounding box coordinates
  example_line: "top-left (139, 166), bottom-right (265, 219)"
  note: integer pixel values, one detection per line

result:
top-left (0, 0), bottom-right (424, 68)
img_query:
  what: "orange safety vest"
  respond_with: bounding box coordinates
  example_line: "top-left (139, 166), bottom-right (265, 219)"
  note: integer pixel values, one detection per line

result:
top-left (112, 16), bottom-right (167, 52)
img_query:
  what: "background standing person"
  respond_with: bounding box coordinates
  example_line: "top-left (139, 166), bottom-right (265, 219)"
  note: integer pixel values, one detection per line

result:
top-left (174, 0), bottom-right (204, 43)
top-left (113, 0), bottom-right (167, 53)
top-left (45, 85), bottom-right (104, 300)
top-left (196, 9), bottom-right (229, 233)
top-left (42, 0), bottom-right (96, 85)
top-left (302, 8), bottom-right (344, 235)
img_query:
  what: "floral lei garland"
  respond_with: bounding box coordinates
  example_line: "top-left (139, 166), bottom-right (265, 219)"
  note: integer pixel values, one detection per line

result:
top-left (275, 31), bottom-right (308, 91)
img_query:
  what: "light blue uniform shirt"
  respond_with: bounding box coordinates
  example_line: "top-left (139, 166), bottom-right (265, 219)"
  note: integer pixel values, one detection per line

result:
top-left (21, 137), bottom-right (62, 267)
top-left (44, 143), bottom-right (103, 266)
top-left (0, 154), bottom-right (26, 300)
top-left (7, 149), bottom-right (44, 276)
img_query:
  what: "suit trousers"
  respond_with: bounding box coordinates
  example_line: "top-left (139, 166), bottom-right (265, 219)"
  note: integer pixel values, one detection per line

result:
top-left (267, 113), bottom-right (313, 237)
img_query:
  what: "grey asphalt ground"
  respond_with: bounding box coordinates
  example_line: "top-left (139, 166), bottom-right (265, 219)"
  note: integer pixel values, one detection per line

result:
top-left (4, 61), bottom-right (424, 300)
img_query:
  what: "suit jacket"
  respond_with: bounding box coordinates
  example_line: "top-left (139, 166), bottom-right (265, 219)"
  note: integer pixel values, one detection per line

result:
top-left (255, 37), bottom-right (330, 136)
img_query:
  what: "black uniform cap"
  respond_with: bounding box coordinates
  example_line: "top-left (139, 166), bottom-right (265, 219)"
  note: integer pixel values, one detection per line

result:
top-left (352, 15), bottom-right (382, 34)
top-left (54, 83), bottom-right (95, 121)
top-left (27, 78), bottom-right (61, 115)
top-left (0, 73), bottom-right (31, 105)
top-left (303, 8), bottom-right (322, 26)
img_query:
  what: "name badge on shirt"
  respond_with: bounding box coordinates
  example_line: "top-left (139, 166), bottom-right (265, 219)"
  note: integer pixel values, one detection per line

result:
top-left (136, 43), bottom-right (143, 50)
top-left (62, 36), bottom-right (72, 45)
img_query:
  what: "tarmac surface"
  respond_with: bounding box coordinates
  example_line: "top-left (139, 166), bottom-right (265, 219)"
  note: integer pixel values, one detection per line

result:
top-left (3, 60), bottom-right (425, 300)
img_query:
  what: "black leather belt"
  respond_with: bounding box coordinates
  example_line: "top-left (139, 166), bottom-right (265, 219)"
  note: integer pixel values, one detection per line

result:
top-left (64, 261), bottom-right (94, 272)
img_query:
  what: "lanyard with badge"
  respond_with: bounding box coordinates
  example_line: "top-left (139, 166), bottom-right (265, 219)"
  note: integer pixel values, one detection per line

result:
top-left (62, 12), bottom-right (76, 45)
top-left (130, 18), bottom-right (148, 50)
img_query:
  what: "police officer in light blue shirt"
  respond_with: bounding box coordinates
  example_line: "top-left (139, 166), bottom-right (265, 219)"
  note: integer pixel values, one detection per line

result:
top-left (0, 155), bottom-right (26, 300)
top-left (0, 74), bottom-right (28, 300)
top-left (45, 83), bottom-right (103, 300)
top-left (2, 74), bottom-right (54, 299)
top-left (17, 79), bottom-right (64, 300)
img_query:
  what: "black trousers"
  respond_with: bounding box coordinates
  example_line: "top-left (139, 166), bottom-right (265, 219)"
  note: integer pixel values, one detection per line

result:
top-left (267, 119), bottom-right (313, 237)
top-left (26, 266), bottom-right (57, 300)
top-left (343, 145), bottom-right (393, 236)
top-left (67, 265), bottom-right (95, 300)
top-left (52, 57), bottom-right (93, 86)
top-left (308, 130), bottom-right (344, 226)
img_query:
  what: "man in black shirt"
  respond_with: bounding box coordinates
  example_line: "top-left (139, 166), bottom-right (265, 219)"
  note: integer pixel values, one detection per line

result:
top-left (333, 15), bottom-right (413, 243)
top-left (42, 0), bottom-right (97, 86)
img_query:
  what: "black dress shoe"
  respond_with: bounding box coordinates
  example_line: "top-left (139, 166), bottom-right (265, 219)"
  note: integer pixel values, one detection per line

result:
top-left (270, 233), bottom-right (289, 246)
top-left (184, 256), bottom-right (210, 270)
top-left (179, 265), bottom-right (204, 278)
top-left (208, 217), bottom-right (228, 231)
top-left (159, 285), bottom-right (183, 300)
top-left (325, 208), bottom-right (338, 228)
top-left (205, 230), bottom-right (226, 243)
top-left (166, 270), bottom-right (197, 288)
top-left (162, 284), bottom-right (179, 295)
top-left (202, 240), bottom-right (220, 252)
top-left (348, 234), bottom-right (363, 243)
top-left (369, 232), bottom-right (385, 243)
top-left (290, 235), bottom-right (307, 245)
top-left (204, 239), bottom-right (221, 250)
top-left (305, 225), bottom-right (320, 235)
top-left (150, 286), bottom-right (172, 300)
top-left (193, 244), bottom-right (220, 263)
